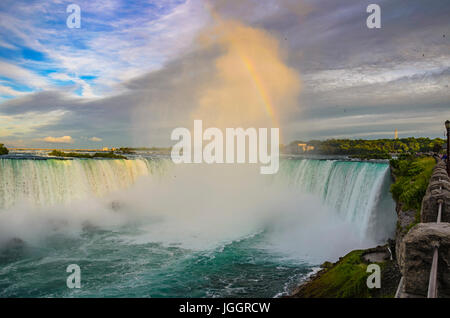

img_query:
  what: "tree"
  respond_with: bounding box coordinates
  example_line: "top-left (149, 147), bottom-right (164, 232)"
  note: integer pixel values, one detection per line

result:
top-left (0, 143), bottom-right (8, 155)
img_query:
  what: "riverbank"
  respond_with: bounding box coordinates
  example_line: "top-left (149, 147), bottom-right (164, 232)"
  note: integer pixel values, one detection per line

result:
top-left (289, 245), bottom-right (400, 298)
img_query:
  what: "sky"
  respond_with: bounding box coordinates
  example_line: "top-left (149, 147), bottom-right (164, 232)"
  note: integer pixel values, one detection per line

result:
top-left (0, 0), bottom-right (449, 148)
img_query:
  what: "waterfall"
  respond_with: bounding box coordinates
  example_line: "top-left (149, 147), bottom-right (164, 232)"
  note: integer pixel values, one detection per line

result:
top-left (0, 157), bottom-right (396, 242)
top-left (0, 158), bottom-right (167, 209)
top-left (278, 159), bottom-right (396, 242)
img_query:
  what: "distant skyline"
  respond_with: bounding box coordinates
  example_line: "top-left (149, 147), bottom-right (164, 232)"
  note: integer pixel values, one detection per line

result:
top-left (0, 0), bottom-right (449, 148)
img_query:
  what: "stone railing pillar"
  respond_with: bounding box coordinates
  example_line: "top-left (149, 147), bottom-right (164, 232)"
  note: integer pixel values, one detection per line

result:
top-left (398, 223), bottom-right (450, 297)
top-left (421, 160), bottom-right (450, 223)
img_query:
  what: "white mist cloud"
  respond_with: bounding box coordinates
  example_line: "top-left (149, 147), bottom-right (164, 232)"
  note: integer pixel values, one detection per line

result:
top-left (0, 163), bottom-right (375, 264)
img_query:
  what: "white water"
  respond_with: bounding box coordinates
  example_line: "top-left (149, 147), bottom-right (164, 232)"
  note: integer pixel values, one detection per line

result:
top-left (278, 159), bottom-right (396, 243)
top-left (0, 158), bottom-right (396, 263)
top-left (0, 158), bottom-right (168, 208)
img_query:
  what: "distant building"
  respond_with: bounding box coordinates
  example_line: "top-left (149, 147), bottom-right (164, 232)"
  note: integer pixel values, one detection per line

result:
top-left (297, 143), bottom-right (307, 151)
top-left (394, 129), bottom-right (398, 139)
top-left (103, 147), bottom-right (109, 151)
top-left (283, 142), bottom-right (315, 154)
top-left (285, 143), bottom-right (314, 154)
top-left (297, 143), bottom-right (315, 152)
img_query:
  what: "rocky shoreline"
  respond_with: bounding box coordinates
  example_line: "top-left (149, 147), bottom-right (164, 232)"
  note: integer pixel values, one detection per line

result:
top-left (288, 244), bottom-right (401, 298)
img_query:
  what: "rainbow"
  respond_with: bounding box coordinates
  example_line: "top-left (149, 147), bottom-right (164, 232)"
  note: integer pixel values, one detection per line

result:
top-left (207, 6), bottom-right (281, 132)
top-left (239, 54), bottom-right (278, 128)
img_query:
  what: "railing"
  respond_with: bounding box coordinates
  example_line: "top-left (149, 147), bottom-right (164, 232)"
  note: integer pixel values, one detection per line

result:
top-left (427, 246), bottom-right (439, 297)
top-left (426, 198), bottom-right (443, 298)
top-left (395, 277), bottom-right (404, 298)
top-left (396, 159), bottom-right (448, 298)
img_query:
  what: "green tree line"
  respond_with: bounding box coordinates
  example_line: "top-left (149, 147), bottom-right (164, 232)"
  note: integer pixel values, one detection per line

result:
top-left (48, 150), bottom-right (126, 159)
top-left (286, 137), bottom-right (444, 157)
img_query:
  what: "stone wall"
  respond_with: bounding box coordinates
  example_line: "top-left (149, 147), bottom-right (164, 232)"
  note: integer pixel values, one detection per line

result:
top-left (398, 158), bottom-right (450, 297)
top-left (421, 160), bottom-right (450, 223)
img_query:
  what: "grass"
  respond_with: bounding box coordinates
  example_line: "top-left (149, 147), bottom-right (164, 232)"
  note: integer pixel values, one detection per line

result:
top-left (294, 250), bottom-right (373, 298)
top-left (390, 156), bottom-right (435, 212)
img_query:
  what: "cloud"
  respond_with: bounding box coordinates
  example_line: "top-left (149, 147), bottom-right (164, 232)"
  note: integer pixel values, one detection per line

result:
top-left (0, 61), bottom-right (49, 90)
top-left (1, 0), bottom-right (449, 147)
top-left (89, 137), bottom-right (102, 142)
top-left (43, 136), bottom-right (74, 144)
top-left (0, 85), bottom-right (27, 97)
top-left (0, 39), bottom-right (17, 50)
top-left (0, 89), bottom-right (135, 146)
top-left (0, 0), bottom-right (209, 97)
top-left (0, 110), bottom-right (67, 138)
top-left (49, 73), bottom-right (96, 98)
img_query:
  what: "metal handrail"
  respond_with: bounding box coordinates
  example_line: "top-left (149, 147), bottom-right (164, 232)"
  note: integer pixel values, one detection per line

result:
top-left (437, 199), bottom-right (443, 223)
top-left (426, 199), bottom-right (443, 298)
top-left (395, 277), bottom-right (404, 298)
top-left (427, 246), bottom-right (439, 298)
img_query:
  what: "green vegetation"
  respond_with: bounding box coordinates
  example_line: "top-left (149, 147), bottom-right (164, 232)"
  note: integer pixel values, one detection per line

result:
top-left (390, 155), bottom-right (435, 213)
top-left (48, 150), bottom-right (91, 158)
top-left (293, 250), bottom-right (374, 298)
top-left (0, 143), bottom-right (8, 155)
top-left (286, 137), bottom-right (444, 158)
top-left (91, 152), bottom-right (127, 159)
top-left (116, 147), bottom-right (135, 154)
top-left (48, 150), bottom-right (126, 159)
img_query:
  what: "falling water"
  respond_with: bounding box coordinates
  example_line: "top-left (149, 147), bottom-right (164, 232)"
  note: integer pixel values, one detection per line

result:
top-left (278, 159), bottom-right (396, 242)
top-left (0, 158), bottom-right (168, 209)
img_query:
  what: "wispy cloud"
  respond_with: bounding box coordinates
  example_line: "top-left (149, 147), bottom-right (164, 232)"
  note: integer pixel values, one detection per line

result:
top-left (0, 109), bottom-right (68, 138)
top-left (0, 0), bottom-right (208, 97)
top-left (0, 60), bottom-right (49, 90)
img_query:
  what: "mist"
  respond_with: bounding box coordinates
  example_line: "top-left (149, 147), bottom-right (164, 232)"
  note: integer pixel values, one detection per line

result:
top-left (0, 163), bottom-right (374, 264)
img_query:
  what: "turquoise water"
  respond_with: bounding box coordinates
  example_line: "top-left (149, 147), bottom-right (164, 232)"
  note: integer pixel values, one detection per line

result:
top-left (0, 229), bottom-right (312, 297)
top-left (0, 158), bottom-right (396, 297)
